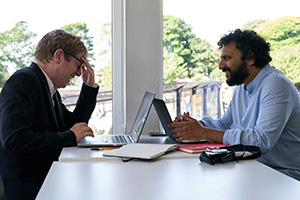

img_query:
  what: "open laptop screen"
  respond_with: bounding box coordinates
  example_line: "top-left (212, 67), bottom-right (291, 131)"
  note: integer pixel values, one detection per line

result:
top-left (129, 91), bottom-right (156, 142)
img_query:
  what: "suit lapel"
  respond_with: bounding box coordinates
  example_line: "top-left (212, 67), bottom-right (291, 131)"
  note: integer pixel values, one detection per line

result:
top-left (29, 63), bottom-right (61, 129)
top-left (53, 92), bottom-right (66, 130)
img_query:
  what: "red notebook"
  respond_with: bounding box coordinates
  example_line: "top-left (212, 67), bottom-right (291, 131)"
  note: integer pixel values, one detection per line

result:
top-left (176, 143), bottom-right (229, 154)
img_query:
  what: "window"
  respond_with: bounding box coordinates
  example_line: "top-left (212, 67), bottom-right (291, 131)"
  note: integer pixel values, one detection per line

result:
top-left (163, 0), bottom-right (300, 119)
top-left (0, 0), bottom-right (112, 135)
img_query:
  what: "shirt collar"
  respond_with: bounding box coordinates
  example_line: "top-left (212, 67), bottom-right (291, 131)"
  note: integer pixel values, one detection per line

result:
top-left (38, 65), bottom-right (57, 97)
top-left (243, 64), bottom-right (271, 94)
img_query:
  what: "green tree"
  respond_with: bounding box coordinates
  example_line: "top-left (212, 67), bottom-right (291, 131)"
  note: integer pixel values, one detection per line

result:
top-left (254, 16), bottom-right (300, 84)
top-left (163, 48), bottom-right (186, 84)
top-left (255, 16), bottom-right (300, 46)
top-left (243, 19), bottom-right (267, 30)
top-left (163, 16), bottom-right (191, 78)
top-left (189, 37), bottom-right (219, 79)
top-left (0, 21), bottom-right (37, 86)
top-left (163, 15), bottom-right (219, 82)
top-left (61, 23), bottom-right (95, 62)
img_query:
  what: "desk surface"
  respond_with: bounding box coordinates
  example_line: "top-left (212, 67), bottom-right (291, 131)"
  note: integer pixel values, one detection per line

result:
top-left (60, 136), bottom-right (199, 162)
top-left (37, 159), bottom-right (300, 200)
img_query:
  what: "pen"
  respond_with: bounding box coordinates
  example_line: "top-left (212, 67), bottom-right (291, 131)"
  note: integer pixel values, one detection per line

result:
top-left (90, 147), bottom-right (120, 151)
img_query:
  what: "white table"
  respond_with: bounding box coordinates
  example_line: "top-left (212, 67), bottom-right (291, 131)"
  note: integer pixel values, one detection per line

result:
top-left (36, 159), bottom-right (300, 200)
top-left (60, 136), bottom-right (199, 162)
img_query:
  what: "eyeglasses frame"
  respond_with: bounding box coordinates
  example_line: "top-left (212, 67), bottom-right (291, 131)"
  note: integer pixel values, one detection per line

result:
top-left (66, 53), bottom-right (84, 71)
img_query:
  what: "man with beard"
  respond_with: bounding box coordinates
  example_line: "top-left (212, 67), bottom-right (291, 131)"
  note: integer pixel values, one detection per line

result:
top-left (169, 29), bottom-right (300, 181)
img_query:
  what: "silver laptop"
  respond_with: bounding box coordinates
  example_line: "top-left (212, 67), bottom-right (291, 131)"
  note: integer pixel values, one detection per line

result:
top-left (78, 91), bottom-right (156, 147)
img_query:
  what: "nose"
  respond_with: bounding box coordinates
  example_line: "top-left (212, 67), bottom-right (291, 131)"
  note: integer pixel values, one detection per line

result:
top-left (219, 60), bottom-right (224, 70)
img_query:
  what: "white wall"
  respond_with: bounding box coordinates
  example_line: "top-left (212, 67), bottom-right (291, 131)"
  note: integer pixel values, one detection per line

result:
top-left (112, 0), bottom-right (163, 134)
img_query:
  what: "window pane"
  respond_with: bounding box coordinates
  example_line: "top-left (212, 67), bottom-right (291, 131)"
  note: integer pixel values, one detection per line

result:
top-left (163, 0), bottom-right (300, 119)
top-left (0, 0), bottom-right (112, 135)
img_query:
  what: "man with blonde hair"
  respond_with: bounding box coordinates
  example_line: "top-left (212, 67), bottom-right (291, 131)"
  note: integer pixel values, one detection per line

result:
top-left (0, 29), bottom-right (99, 199)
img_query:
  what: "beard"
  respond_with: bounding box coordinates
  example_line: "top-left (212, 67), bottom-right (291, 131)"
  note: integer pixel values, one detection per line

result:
top-left (223, 60), bottom-right (249, 86)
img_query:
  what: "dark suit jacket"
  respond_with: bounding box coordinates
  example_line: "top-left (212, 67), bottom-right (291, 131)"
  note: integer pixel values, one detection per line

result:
top-left (0, 62), bottom-right (98, 199)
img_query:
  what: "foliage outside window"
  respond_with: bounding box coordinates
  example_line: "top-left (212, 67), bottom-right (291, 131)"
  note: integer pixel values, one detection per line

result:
top-left (1, 16), bottom-right (300, 89)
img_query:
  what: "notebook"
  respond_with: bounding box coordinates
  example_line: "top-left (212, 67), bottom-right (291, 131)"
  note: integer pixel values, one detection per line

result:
top-left (103, 143), bottom-right (177, 161)
top-left (176, 143), bottom-right (229, 154)
top-left (77, 91), bottom-right (156, 147)
top-left (153, 98), bottom-right (210, 144)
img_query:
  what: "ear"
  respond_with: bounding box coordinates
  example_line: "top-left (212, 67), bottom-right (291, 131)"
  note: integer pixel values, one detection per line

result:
top-left (247, 58), bottom-right (255, 66)
top-left (53, 49), bottom-right (64, 64)
top-left (246, 53), bottom-right (255, 66)
top-left (248, 58), bottom-right (256, 66)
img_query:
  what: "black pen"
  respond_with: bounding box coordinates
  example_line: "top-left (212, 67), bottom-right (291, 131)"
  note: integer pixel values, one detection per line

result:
top-left (90, 147), bottom-right (120, 150)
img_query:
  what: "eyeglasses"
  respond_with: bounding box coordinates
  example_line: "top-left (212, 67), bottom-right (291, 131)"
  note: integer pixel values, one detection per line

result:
top-left (67, 53), bottom-right (84, 71)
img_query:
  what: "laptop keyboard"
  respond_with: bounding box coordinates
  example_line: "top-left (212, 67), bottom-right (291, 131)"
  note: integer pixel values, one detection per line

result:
top-left (102, 135), bottom-right (131, 144)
